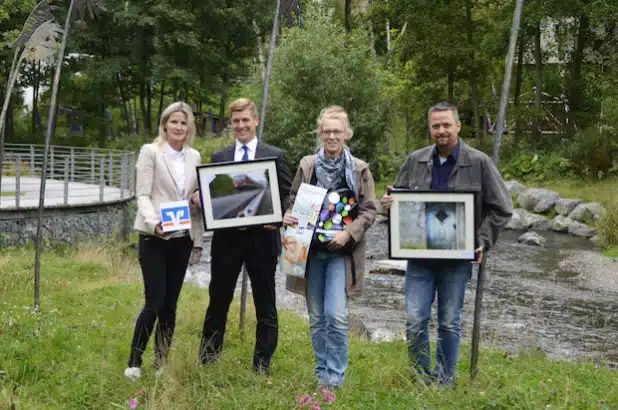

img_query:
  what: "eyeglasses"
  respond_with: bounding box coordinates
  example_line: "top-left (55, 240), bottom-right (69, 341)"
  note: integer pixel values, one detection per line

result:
top-left (321, 129), bottom-right (345, 137)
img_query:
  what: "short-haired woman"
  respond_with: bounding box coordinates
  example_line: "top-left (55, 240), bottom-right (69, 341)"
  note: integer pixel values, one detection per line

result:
top-left (283, 106), bottom-right (376, 389)
top-left (124, 102), bottom-right (204, 379)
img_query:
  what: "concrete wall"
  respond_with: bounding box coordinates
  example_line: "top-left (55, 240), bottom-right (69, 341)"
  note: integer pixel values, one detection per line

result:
top-left (0, 200), bottom-right (134, 248)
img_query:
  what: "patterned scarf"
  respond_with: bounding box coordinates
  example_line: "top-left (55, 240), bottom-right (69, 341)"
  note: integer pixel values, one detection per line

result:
top-left (315, 147), bottom-right (357, 198)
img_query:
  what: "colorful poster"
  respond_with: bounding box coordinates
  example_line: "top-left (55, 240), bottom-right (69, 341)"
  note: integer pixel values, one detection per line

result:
top-left (280, 183), bottom-right (327, 278)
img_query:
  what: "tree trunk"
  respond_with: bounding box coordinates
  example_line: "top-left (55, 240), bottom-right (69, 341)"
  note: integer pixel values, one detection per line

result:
top-left (345, 0), bottom-right (352, 33)
top-left (533, 22), bottom-right (542, 148)
top-left (258, 0), bottom-right (281, 141)
top-left (218, 71), bottom-right (229, 133)
top-left (513, 30), bottom-right (525, 146)
top-left (447, 63), bottom-right (454, 103)
top-left (139, 78), bottom-right (147, 136)
top-left (466, 0), bottom-right (481, 139)
top-left (116, 72), bottom-right (132, 133)
top-left (569, 13), bottom-right (588, 134)
top-left (492, 0), bottom-right (524, 167)
top-left (146, 80), bottom-right (152, 136)
top-left (157, 81), bottom-right (165, 128)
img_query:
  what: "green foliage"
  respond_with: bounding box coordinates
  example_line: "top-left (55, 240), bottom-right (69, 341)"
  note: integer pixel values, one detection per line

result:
top-left (1, 244), bottom-right (618, 408)
top-left (375, 152), bottom-right (407, 184)
top-left (500, 151), bottom-right (576, 183)
top-left (565, 126), bottom-right (618, 180)
top-left (596, 206), bottom-right (618, 251)
top-left (265, 5), bottom-right (388, 171)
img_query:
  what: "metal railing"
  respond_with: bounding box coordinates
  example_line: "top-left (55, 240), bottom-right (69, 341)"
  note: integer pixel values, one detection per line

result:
top-left (1, 144), bottom-right (135, 209)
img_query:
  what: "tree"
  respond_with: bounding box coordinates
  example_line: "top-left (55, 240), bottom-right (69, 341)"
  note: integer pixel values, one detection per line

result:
top-left (266, 5), bottom-right (387, 170)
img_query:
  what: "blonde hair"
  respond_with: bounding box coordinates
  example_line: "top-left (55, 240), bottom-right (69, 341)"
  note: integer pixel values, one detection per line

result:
top-left (155, 102), bottom-right (196, 146)
top-left (315, 106), bottom-right (354, 139)
top-left (229, 98), bottom-right (258, 118)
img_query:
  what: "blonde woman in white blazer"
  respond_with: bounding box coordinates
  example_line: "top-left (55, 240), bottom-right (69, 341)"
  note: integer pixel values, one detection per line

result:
top-left (124, 102), bottom-right (203, 379)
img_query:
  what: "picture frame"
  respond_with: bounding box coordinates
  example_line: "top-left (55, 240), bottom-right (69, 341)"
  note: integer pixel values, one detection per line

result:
top-left (196, 157), bottom-right (283, 230)
top-left (388, 190), bottom-right (477, 260)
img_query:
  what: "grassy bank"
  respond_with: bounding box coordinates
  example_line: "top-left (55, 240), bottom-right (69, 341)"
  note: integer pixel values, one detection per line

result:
top-left (1, 243), bottom-right (617, 409)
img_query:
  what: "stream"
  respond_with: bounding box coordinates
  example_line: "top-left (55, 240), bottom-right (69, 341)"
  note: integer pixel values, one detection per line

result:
top-left (186, 220), bottom-right (618, 367)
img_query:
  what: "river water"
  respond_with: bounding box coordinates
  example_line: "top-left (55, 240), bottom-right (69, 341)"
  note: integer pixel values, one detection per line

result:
top-left (187, 221), bottom-right (618, 367)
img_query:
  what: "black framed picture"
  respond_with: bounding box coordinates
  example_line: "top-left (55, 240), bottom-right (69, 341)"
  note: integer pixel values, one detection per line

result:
top-left (196, 157), bottom-right (283, 230)
top-left (388, 190), bottom-right (477, 260)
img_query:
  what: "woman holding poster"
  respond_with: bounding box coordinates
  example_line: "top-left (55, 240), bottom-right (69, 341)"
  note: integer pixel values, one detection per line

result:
top-left (124, 102), bottom-right (203, 379)
top-left (283, 106), bottom-right (377, 389)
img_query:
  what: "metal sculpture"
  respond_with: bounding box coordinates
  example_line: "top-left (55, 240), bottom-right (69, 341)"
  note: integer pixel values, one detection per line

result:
top-left (0, 1), bottom-right (58, 197)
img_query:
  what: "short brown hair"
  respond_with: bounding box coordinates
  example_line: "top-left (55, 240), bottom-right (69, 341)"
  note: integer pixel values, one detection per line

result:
top-left (229, 98), bottom-right (258, 118)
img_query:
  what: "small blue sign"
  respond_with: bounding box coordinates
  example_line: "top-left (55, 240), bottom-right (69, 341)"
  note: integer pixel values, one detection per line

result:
top-left (160, 201), bottom-right (191, 232)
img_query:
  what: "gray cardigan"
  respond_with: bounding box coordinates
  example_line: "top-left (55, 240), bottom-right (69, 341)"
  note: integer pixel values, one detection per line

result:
top-left (394, 139), bottom-right (513, 250)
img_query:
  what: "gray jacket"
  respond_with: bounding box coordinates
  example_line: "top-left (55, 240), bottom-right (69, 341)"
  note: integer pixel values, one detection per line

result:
top-left (394, 140), bottom-right (513, 250)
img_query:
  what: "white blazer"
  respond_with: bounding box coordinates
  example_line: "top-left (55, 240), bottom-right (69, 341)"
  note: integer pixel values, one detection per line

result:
top-left (133, 143), bottom-right (204, 248)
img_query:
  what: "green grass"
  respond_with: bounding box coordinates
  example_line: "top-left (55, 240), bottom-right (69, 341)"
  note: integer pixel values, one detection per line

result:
top-left (0, 191), bottom-right (16, 196)
top-left (603, 244), bottom-right (618, 258)
top-left (1, 243), bottom-right (617, 409)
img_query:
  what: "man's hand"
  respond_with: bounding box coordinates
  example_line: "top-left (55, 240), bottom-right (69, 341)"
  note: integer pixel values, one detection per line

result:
top-left (264, 225), bottom-right (278, 231)
top-left (327, 231), bottom-right (351, 252)
top-left (189, 247), bottom-right (202, 265)
top-left (471, 246), bottom-right (484, 264)
top-left (191, 191), bottom-right (201, 208)
top-left (282, 214), bottom-right (298, 227)
top-left (380, 186), bottom-right (394, 212)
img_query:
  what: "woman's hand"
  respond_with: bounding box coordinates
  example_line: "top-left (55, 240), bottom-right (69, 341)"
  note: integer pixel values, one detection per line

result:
top-left (283, 214), bottom-right (298, 227)
top-left (189, 247), bottom-right (202, 265)
top-left (326, 231), bottom-right (351, 251)
top-left (154, 223), bottom-right (167, 236)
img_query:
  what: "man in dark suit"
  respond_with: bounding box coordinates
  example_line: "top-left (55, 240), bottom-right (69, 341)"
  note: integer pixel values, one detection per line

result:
top-left (199, 98), bottom-right (292, 374)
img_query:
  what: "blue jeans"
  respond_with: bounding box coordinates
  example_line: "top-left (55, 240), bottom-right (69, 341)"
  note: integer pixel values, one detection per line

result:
top-left (405, 260), bottom-right (472, 384)
top-left (306, 252), bottom-right (348, 387)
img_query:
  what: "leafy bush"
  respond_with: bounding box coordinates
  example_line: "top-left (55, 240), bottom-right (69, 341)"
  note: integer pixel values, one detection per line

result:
top-left (264, 5), bottom-right (388, 171)
top-left (566, 126), bottom-right (618, 180)
top-left (500, 151), bottom-right (576, 183)
top-left (375, 153), bottom-right (407, 183)
top-left (596, 206), bottom-right (618, 251)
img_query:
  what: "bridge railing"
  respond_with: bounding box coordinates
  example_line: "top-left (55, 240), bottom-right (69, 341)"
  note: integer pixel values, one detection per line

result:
top-left (1, 144), bottom-right (136, 209)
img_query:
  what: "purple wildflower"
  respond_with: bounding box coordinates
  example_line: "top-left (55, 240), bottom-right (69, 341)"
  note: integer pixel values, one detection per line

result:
top-left (129, 398), bottom-right (138, 409)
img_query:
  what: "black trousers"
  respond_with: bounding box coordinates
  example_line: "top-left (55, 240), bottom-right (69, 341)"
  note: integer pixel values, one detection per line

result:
top-left (128, 234), bottom-right (192, 368)
top-left (200, 229), bottom-right (278, 370)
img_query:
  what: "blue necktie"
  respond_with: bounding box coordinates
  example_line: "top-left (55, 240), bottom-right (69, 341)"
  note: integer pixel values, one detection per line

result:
top-left (241, 145), bottom-right (249, 161)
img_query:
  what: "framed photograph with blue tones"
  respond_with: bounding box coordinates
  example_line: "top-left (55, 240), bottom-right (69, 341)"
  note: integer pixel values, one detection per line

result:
top-left (388, 190), bottom-right (477, 260)
top-left (196, 157), bottom-right (283, 230)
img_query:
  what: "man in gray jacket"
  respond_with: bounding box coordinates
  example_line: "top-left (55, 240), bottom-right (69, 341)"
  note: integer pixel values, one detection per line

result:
top-left (381, 102), bottom-right (512, 385)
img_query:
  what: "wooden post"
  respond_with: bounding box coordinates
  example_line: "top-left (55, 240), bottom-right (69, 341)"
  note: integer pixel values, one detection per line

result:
top-left (470, 259), bottom-right (487, 379)
top-left (492, 0), bottom-right (525, 167)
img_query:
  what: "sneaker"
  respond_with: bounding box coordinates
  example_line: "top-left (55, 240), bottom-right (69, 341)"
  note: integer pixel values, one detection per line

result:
top-left (124, 367), bottom-right (141, 380)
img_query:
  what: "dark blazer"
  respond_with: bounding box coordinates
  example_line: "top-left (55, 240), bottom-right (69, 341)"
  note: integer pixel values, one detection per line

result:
top-left (211, 141), bottom-right (293, 256)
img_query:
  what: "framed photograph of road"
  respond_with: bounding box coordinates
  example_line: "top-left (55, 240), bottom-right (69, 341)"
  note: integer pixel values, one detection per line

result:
top-left (388, 190), bottom-right (477, 260)
top-left (196, 158), bottom-right (283, 230)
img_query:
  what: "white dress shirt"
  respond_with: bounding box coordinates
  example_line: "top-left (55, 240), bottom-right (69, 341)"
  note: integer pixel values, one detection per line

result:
top-left (164, 143), bottom-right (185, 199)
top-left (234, 137), bottom-right (258, 162)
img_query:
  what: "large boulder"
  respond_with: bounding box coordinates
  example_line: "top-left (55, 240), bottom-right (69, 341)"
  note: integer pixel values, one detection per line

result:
top-left (568, 221), bottom-right (597, 238)
top-left (518, 232), bottom-right (546, 246)
top-left (568, 202), bottom-right (606, 223)
top-left (555, 198), bottom-right (584, 216)
top-left (517, 188), bottom-right (560, 213)
top-left (525, 213), bottom-right (551, 231)
top-left (551, 215), bottom-right (575, 232)
top-left (505, 208), bottom-right (528, 230)
top-left (505, 180), bottom-right (526, 196)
